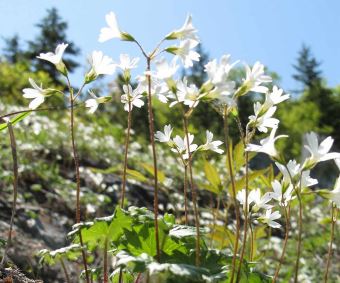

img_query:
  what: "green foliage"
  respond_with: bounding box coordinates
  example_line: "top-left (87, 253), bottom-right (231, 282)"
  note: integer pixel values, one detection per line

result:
top-left (0, 112), bottom-right (31, 131)
top-left (0, 61), bottom-right (62, 106)
top-left (38, 244), bottom-right (82, 266)
top-left (64, 206), bottom-right (270, 282)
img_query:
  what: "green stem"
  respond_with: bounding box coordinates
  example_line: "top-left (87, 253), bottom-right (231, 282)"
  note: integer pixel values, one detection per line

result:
top-left (0, 121), bottom-right (18, 267)
top-left (272, 205), bottom-right (291, 283)
top-left (121, 99), bottom-right (132, 208)
top-left (293, 187), bottom-right (303, 283)
top-left (183, 165), bottom-right (189, 225)
top-left (323, 204), bottom-right (337, 283)
top-left (60, 258), bottom-right (71, 283)
top-left (223, 109), bottom-right (241, 283)
top-left (183, 115), bottom-right (200, 266)
top-left (67, 79), bottom-right (90, 283)
top-left (249, 220), bottom-right (254, 261)
top-left (236, 151), bottom-right (250, 282)
top-left (146, 57), bottom-right (160, 262)
top-left (103, 238), bottom-right (108, 283)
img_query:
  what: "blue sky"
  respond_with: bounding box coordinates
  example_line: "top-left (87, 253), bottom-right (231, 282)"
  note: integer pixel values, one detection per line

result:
top-left (0, 0), bottom-right (339, 91)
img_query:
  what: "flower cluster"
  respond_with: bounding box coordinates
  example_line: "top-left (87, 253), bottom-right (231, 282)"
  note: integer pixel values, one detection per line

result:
top-left (155, 125), bottom-right (223, 161)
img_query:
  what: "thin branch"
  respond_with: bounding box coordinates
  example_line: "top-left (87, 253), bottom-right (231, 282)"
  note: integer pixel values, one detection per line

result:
top-left (146, 57), bottom-right (161, 262)
top-left (223, 108), bottom-right (241, 283)
top-left (0, 121), bottom-right (18, 267)
top-left (183, 114), bottom-right (201, 266)
top-left (120, 97), bottom-right (132, 207)
top-left (60, 258), bottom-right (71, 283)
top-left (323, 204), bottom-right (337, 283)
top-left (272, 205), bottom-right (291, 282)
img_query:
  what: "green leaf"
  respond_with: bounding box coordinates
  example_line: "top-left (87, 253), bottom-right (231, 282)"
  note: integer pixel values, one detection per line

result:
top-left (0, 112), bottom-right (31, 131)
top-left (126, 168), bottom-right (148, 183)
top-left (140, 162), bottom-right (166, 184)
top-left (38, 244), bottom-right (82, 266)
top-left (203, 160), bottom-right (222, 194)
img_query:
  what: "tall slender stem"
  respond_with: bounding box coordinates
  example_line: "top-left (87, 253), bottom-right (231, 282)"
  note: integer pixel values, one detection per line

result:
top-left (183, 115), bottom-right (200, 266)
top-left (146, 57), bottom-right (160, 262)
top-left (293, 187), bottom-right (303, 283)
top-left (60, 258), bottom-right (71, 283)
top-left (103, 238), bottom-right (108, 283)
top-left (323, 204), bottom-right (337, 283)
top-left (183, 165), bottom-right (189, 225)
top-left (236, 151), bottom-right (250, 282)
top-left (249, 220), bottom-right (254, 261)
top-left (0, 121), bottom-right (18, 267)
top-left (67, 80), bottom-right (90, 283)
top-left (223, 109), bottom-right (241, 283)
top-left (272, 205), bottom-right (291, 283)
top-left (121, 100), bottom-right (132, 207)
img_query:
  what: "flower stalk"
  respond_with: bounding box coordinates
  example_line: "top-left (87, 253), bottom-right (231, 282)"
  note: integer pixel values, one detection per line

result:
top-left (0, 121), bottom-right (18, 267)
top-left (146, 56), bottom-right (161, 262)
top-left (67, 78), bottom-right (90, 283)
top-left (272, 205), bottom-right (291, 283)
top-left (223, 108), bottom-right (241, 283)
top-left (183, 114), bottom-right (201, 266)
top-left (121, 95), bottom-right (132, 208)
top-left (323, 203), bottom-right (337, 283)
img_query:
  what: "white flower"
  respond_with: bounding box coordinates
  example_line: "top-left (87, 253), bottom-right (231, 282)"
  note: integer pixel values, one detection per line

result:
top-left (98, 12), bottom-right (133, 42)
top-left (299, 170), bottom-right (318, 188)
top-left (37, 43), bottom-right (68, 65)
top-left (121, 84), bottom-right (144, 112)
top-left (262, 86), bottom-right (290, 111)
top-left (246, 127), bottom-right (288, 159)
top-left (275, 160), bottom-right (301, 184)
top-left (241, 61), bottom-right (272, 94)
top-left (237, 188), bottom-right (272, 212)
top-left (85, 90), bottom-right (111, 114)
top-left (136, 73), bottom-right (169, 103)
top-left (270, 180), bottom-right (294, 206)
top-left (117, 54), bottom-right (140, 71)
top-left (166, 14), bottom-right (199, 42)
top-left (155, 125), bottom-right (173, 143)
top-left (154, 57), bottom-right (179, 80)
top-left (204, 55), bottom-right (237, 97)
top-left (330, 177), bottom-right (340, 207)
top-left (85, 51), bottom-right (115, 82)
top-left (172, 134), bottom-right (198, 160)
top-left (303, 132), bottom-right (340, 168)
top-left (22, 78), bottom-right (55, 109)
top-left (248, 103), bottom-right (279, 133)
top-left (37, 43), bottom-right (68, 75)
top-left (170, 78), bottom-right (201, 108)
top-left (260, 209), bottom-right (281, 228)
top-left (199, 130), bottom-right (224, 154)
top-left (168, 39), bottom-right (200, 68)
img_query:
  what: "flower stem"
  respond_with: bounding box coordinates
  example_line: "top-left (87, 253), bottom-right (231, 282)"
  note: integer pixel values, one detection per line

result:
top-left (222, 109), bottom-right (241, 283)
top-left (67, 79), bottom-right (90, 283)
top-left (146, 57), bottom-right (160, 262)
top-left (293, 189), bottom-right (303, 283)
top-left (323, 204), bottom-right (337, 283)
top-left (0, 121), bottom-right (18, 267)
top-left (236, 151), bottom-right (250, 282)
top-left (183, 115), bottom-right (201, 266)
top-left (121, 100), bottom-right (132, 208)
top-left (249, 220), bottom-right (254, 261)
top-left (184, 165), bottom-right (189, 225)
top-left (103, 238), bottom-right (108, 283)
top-left (272, 205), bottom-right (291, 283)
top-left (60, 258), bottom-right (71, 283)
